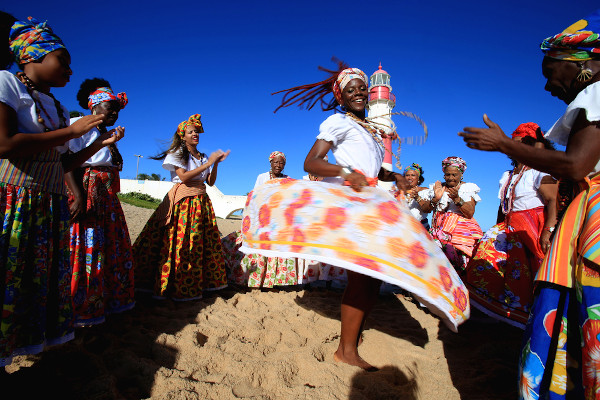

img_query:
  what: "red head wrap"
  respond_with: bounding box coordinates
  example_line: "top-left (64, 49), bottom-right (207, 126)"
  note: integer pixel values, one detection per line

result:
top-left (512, 122), bottom-right (540, 140)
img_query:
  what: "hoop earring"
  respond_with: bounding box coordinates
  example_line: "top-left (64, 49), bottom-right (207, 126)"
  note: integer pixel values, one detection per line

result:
top-left (577, 62), bottom-right (593, 82)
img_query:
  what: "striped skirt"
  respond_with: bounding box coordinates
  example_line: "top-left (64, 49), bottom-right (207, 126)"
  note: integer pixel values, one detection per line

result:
top-left (0, 183), bottom-right (74, 367)
top-left (133, 194), bottom-right (227, 300)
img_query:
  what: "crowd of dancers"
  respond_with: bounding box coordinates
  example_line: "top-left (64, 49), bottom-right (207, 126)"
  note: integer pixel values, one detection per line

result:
top-left (1, 7), bottom-right (600, 399)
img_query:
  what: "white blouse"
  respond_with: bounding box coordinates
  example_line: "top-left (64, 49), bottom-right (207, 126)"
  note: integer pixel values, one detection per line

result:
top-left (545, 81), bottom-right (600, 176)
top-left (0, 71), bottom-right (69, 153)
top-left (498, 168), bottom-right (548, 211)
top-left (419, 182), bottom-right (481, 214)
top-left (317, 113), bottom-right (384, 178)
top-left (68, 117), bottom-right (113, 167)
top-left (163, 151), bottom-right (211, 183)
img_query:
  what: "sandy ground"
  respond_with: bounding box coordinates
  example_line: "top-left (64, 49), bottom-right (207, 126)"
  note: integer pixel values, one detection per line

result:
top-left (2, 203), bottom-right (524, 400)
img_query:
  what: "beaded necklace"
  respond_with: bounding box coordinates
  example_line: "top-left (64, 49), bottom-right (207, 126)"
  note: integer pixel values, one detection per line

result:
top-left (269, 170), bottom-right (286, 180)
top-left (346, 112), bottom-right (402, 168)
top-left (16, 72), bottom-right (67, 132)
top-left (500, 165), bottom-right (530, 214)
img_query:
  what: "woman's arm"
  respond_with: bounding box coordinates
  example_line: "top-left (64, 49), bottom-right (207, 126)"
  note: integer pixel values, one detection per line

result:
top-left (304, 139), bottom-right (368, 191)
top-left (418, 181), bottom-right (445, 213)
top-left (64, 170), bottom-right (84, 221)
top-left (538, 175), bottom-right (559, 253)
top-left (206, 150), bottom-right (230, 186)
top-left (459, 113), bottom-right (600, 181)
top-left (0, 102), bottom-right (104, 159)
top-left (174, 150), bottom-right (224, 184)
top-left (378, 168), bottom-right (409, 191)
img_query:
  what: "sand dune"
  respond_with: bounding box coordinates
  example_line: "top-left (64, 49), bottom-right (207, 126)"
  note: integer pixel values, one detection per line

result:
top-left (2, 203), bottom-right (524, 400)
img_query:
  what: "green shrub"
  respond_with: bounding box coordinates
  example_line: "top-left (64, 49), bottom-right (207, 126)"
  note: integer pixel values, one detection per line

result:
top-left (118, 192), bottom-right (162, 209)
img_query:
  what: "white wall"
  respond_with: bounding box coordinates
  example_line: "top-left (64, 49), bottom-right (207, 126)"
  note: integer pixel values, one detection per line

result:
top-left (120, 179), bottom-right (246, 219)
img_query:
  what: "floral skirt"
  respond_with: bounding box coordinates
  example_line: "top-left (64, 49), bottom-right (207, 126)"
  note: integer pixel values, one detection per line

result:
top-left (518, 277), bottom-right (600, 399)
top-left (68, 171), bottom-right (135, 327)
top-left (466, 208), bottom-right (545, 328)
top-left (133, 194), bottom-right (227, 300)
top-left (0, 183), bottom-right (74, 367)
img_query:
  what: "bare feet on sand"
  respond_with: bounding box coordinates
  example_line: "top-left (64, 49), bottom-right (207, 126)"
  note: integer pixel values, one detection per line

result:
top-left (333, 348), bottom-right (378, 372)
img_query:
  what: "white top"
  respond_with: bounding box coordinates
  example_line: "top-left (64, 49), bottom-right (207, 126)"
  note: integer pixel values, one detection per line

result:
top-left (302, 175), bottom-right (343, 184)
top-left (545, 81), bottom-right (600, 175)
top-left (498, 168), bottom-right (549, 211)
top-left (67, 116), bottom-right (113, 166)
top-left (0, 71), bottom-right (69, 153)
top-left (407, 197), bottom-right (428, 221)
top-left (163, 151), bottom-right (211, 183)
top-left (419, 182), bottom-right (481, 214)
top-left (317, 114), bottom-right (384, 178)
top-left (254, 171), bottom-right (289, 189)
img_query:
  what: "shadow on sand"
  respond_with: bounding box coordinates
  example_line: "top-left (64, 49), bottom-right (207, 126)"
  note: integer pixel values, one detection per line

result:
top-left (348, 365), bottom-right (419, 400)
top-left (0, 287), bottom-right (241, 400)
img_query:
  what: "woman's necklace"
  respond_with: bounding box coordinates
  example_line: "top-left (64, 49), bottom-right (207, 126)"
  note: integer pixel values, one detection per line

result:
top-left (16, 72), bottom-right (67, 132)
top-left (269, 170), bottom-right (284, 179)
top-left (346, 112), bottom-right (402, 168)
top-left (500, 165), bottom-right (529, 214)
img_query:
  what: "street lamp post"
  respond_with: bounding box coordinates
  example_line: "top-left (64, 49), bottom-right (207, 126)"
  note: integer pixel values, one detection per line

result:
top-left (134, 155), bottom-right (143, 179)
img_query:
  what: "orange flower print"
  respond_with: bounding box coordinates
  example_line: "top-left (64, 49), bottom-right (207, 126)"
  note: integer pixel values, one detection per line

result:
top-left (324, 207), bottom-right (347, 230)
top-left (245, 191), bottom-right (253, 207)
top-left (409, 243), bottom-right (428, 269)
top-left (259, 232), bottom-right (271, 250)
top-left (353, 256), bottom-right (380, 271)
top-left (268, 191), bottom-right (284, 209)
top-left (452, 287), bottom-right (468, 312)
top-left (284, 206), bottom-right (297, 226)
top-left (439, 266), bottom-right (453, 291)
top-left (293, 189), bottom-right (313, 209)
top-left (242, 216), bottom-right (251, 234)
top-left (377, 201), bottom-right (401, 224)
top-left (358, 214), bottom-right (381, 234)
top-left (278, 226), bottom-right (294, 242)
top-left (305, 223), bottom-right (324, 241)
top-left (291, 228), bottom-right (305, 252)
top-left (387, 237), bottom-right (409, 259)
top-left (258, 204), bottom-right (271, 227)
top-left (334, 238), bottom-right (356, 261)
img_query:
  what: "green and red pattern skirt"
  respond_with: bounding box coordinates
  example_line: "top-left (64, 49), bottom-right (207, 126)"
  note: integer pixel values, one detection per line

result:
top-left (0, 183), bottom-right (74, 367)
top-left (133, 193), bottom-right (227, 300)
top-left (68, 167), bottom-right (135, 327)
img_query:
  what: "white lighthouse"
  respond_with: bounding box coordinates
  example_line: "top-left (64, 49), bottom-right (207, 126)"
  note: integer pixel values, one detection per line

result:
top-left (367, 63), bottom-right (396, 190)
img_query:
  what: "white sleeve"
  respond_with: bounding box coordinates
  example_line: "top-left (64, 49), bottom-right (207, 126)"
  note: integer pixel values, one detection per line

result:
top-left (532, 170), bottom-right (550, 190)
top-left (316, 114), bottom-right (350, 145)
top-left (418, 184), bottom-right (435, 201)
top-left (163, 151), bottom-right (187, 171)
top-left (459, 182), bottom-right (481, 203)
top-left (0, 72), bottom-right (23, 112)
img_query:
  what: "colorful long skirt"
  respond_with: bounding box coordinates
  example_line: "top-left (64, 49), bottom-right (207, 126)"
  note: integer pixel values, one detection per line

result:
top-left (221, 230), bottom-right (299, 287)
top-left (239, 179), bottom-right (470, 332)
top-left (133, 194), bottom-right (227, 300)
top-left (68, 167), bottom-right (135, 327)
top-left (430, 211), bottom-right (483, 274)
top-left (0, 183), bottom-right (74, 367)
top-left (466, 207), bottom-right (545, 328)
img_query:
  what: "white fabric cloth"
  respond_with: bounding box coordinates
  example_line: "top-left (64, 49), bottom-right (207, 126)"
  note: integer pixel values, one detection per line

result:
top-left (497, 168), bottom-right (549, 211)
top-left (302, 175), bottom-right (343, 184)
top-left (406, 197), bottom-right (428, 221)
top-left (317, 114), bottom-right (384, 178)
top-left (163, 151), bottom-right (211, 183)
top-left (0, 71), bottom-right (69, 153)
top-left (67, 117), bottom-right (113, 166)
top-left (545, 81), bottom-right (600, 175)
top-left (419, 182), bottom-right (481, 214)
top-left (254, 171), bottom-right (289, 189)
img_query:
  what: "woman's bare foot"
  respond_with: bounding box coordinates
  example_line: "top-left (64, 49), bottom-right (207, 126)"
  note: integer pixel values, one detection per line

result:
top-left (333, 348), bottom-right (378, 372)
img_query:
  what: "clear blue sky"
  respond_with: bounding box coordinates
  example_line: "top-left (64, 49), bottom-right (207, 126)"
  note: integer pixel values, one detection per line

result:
top-left (4, 1), bottom-right (597, 231)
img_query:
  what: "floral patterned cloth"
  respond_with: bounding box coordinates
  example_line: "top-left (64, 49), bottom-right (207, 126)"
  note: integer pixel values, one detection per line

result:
top-left (0, 183), bottom-right (74, 367)
top-left (222, 230), bottom-right (347, 287)
top-left (67, 167), bottom-right (135, 327)
top-left (466, 207), bottom-right (545, 329)
top-left (133, 193), bottom-right (227, 300)
top-left (239, 179), bottom-right (470, 332)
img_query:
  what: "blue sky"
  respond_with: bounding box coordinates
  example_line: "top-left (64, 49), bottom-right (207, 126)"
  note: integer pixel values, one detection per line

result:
top-left (4, 1), bottom-right (598, 230)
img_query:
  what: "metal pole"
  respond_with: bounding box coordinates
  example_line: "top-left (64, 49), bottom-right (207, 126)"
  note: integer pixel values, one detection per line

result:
top-left (134, 155), bottom-right (143, 179)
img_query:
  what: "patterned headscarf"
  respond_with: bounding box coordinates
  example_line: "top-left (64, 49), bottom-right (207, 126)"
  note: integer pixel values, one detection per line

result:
top-left (512, 122), bottom-right (540, 140)
top-left (541, 9), bottom-right (600, 61)
top-left (9, 17), bottom-right (66, 64)
top-left (442, 156), bottom-right (467, 173)
top-left (269, 151), bottom-right (286, 163)
top-left (88, 87), bottom-right (128, 110)
top-left (404, 163), bottom-right (423, 177)
top-left (177, 114), bottom-right (203, 138)
top-left (332, 68), bottom-right (368, 105)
